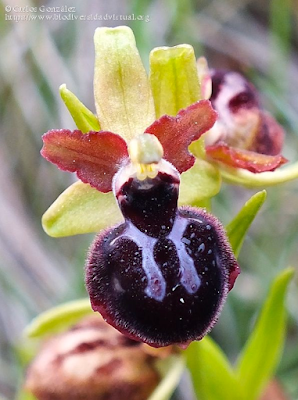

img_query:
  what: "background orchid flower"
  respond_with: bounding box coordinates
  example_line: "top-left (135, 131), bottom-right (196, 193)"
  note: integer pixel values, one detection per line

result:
top-left (196, 57), bottom-right (298, 188)
top-left (204, 69), bottom-right (287, 173)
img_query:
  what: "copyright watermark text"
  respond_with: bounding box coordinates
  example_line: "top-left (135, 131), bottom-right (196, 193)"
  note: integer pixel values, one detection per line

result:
top-left (4, 5), bottom-right (150, 23)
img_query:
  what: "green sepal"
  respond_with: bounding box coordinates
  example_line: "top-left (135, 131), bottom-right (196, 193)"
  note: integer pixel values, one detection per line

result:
top-left (178, 159), bottom-right (221, 206)
top-left (186, 336), bottom-right (243, 400)
top-left (148, 355), bottom-right (185, 400)
top-left (226, 190), bottom-right (267, 257)
top-left (220, 161), bottom-right (298, 187)
top-left (189, 136), bottom-right (207, 160)
top-left (149, 44), bottom-right (201, 118)
top-left (24, 299), bottom-right (93, 339)
top-left (59, 84), bottom-right (100, 133)
top-left (42, 181), bottom-right (123, 237)
top-left (94, 26), bottom-right (155, 142)
top-left (236, 268), bottom-right (294, 400)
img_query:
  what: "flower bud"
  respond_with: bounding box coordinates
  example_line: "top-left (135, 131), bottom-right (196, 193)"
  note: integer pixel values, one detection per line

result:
top-left (24, 316), bottom-right (161, 400)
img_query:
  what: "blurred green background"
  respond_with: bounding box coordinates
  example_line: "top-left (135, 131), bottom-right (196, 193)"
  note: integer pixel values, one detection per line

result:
top-left (0, 0), bottom-right (298, 398)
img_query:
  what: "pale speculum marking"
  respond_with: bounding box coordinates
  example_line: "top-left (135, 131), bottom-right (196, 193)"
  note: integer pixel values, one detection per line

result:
top-left (113, 216), bottom-right (201, 302)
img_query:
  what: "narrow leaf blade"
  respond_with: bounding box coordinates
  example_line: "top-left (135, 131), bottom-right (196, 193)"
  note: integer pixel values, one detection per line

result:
top-left (25, 299), bottom-right (93, 339)
top-left (236, 268), bottom-right (294, 400)
top-left (186, 336), bottom-right (243, 400)
top-left (226, 190), bottom-right (267, 257)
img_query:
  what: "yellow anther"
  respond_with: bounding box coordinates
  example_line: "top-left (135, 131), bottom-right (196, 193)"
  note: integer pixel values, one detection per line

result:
top-left (136, 163), bottom-right (158, 180)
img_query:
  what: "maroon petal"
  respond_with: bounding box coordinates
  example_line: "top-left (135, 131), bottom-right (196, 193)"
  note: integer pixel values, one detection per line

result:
top-left (41, 130), bottom-right (128, 192)
top-left (145, 100), bottom-right (217, 173)
top-left (206, 143), bottom-right (288, 173)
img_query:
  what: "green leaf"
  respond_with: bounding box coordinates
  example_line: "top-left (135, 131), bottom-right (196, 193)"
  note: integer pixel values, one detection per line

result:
top-left (186, 336), bottom-right (243, 400)
top-left (15, 390), bottom-right (37, 400)
top-left (59, 84), bottom-right (101, 133)
top-left (148, 355), bottom-right (185, 400)
top-left (226, 190), bottom-right (267, 257)
top-left (149, 44), bottom-right (201, 118)
top-left (42, 181), bottom-right (123, 237)
top-left (178, 159), bottom-right (221, 206)
top-left (220, 161), bottom-right (298, 188)
top-left (236, 268), bottom-right (294, 400)
top-left (269, 0), bottom-right (291, 93)
top-left (94, 26), bottom-right (155, 142)
top-left (25, 298), bottom-right (93, 339)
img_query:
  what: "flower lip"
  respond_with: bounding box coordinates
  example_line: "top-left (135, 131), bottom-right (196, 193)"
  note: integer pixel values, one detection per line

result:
top-left (86, 206), bottom-right (239, 348)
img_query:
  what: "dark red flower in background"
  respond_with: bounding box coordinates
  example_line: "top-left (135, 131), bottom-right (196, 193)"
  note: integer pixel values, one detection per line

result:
top-left (205, 70), bottom-right (287, 172)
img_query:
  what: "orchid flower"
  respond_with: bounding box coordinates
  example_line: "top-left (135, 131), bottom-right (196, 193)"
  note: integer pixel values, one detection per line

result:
top-left (203, 68), bottom-right (287, 172)
top-left (196, 59), bottom-right (298, 187)
top-left (40, 26), bottom-right (243, 347)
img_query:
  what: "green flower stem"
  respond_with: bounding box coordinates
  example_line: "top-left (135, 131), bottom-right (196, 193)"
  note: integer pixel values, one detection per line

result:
top-left (148, 356), bottom-right (185, 400)
top-left (220, 161), bottom-right (298, 187)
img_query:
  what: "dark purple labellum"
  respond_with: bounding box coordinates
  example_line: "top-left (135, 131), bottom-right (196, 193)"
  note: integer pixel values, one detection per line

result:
top-left (86, 162), bottom-right (240, 348)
